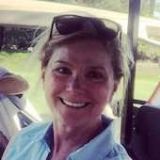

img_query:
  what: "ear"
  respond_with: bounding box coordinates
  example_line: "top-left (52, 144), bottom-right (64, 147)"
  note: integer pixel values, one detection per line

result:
top-left (111, 80), bottom-right (120, 99)
top-left (113, 80), bottom-right (120, 93)
top-left (41, 68), bottom-right (45, 81)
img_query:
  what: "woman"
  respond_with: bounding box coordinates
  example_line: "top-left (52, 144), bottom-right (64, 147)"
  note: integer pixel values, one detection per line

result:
top-left (3, 14), bottom-right (132, 160)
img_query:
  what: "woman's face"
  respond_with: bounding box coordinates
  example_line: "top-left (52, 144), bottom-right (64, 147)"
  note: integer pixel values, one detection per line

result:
top-left (43, 39), bottom-right (117, 126)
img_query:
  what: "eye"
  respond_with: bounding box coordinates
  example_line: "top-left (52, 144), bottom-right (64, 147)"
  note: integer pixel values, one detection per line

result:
top-left (87, 70), bottom-right (106, 81)
top-left (54, 66), bottom-right (72, 75)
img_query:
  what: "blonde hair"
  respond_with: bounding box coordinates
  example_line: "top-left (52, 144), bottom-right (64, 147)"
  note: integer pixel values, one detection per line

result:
top-left (32, 13), bottom-right (134, 116)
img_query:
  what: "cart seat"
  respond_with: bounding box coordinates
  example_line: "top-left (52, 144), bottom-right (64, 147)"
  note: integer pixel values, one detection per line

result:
top-left (130, 105), bottom-right (160, 160)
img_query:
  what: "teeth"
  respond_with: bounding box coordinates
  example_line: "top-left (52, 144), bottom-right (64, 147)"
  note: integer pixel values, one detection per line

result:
top-left (63, 99), bottom-right (86, 108)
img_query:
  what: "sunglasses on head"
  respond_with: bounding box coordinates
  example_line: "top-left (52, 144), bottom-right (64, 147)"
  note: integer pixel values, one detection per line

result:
top-left (49, 15), bottom-right (122, 41)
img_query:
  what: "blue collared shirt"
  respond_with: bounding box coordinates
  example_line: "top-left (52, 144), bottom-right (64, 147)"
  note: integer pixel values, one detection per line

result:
top-left (2, 117), bottom-right (131, 160)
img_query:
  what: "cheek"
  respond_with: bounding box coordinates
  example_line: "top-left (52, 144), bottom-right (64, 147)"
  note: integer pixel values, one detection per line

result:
top-left (43, 74), bottom-right (59, 103)
top-left (43, 74), bottom-right (64, 104)
top-left (89, 82), bottom-right (114, 105)
top-left (96, 86), bottom-right (110, 104)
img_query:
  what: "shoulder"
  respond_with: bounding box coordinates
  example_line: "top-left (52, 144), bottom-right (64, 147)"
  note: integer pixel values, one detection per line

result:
top-left (18, 122), bottom-right (50, 136)
top-left (14, 122), bottom-right (51, 143)
top-left (101, 117), bottom-right (131, 159)
top-left (2, 122), bottom-right (51, 159)
top-left (106, 143), bottom-right (132, 160)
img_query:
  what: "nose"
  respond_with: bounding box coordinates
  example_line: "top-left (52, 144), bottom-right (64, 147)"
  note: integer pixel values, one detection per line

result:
top-left (66, 74), bottom-right (82, 91)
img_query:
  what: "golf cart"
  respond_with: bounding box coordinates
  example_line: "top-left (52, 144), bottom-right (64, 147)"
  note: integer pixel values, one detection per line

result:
top-left (0, 0), bottom-right (160, 159)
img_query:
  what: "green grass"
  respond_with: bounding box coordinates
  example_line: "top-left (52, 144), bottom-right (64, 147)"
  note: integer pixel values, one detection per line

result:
top-left (138, 40), bottom-right (160, 61)
top-left (0, 52), bottom-right (160, 116)
top-left (134, 61), bottom-right (160, 100)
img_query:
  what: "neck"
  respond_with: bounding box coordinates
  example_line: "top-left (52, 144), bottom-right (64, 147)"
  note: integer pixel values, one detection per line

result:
top-left (52, 118), bottom-right (103, 159)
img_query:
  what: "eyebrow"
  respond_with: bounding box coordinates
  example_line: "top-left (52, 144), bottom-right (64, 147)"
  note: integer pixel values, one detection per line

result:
top-left (55, 60), bottom-right (72, 66)
top-left (55, 60), bottom-right (106, 71)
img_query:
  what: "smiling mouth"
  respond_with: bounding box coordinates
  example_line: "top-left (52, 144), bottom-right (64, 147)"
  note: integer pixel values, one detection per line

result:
top-left (60, 98), bottom-right (90, 109)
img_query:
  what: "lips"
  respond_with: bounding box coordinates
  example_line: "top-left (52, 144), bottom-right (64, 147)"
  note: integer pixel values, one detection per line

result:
top-left (60, 98), bottom-right (90, 109)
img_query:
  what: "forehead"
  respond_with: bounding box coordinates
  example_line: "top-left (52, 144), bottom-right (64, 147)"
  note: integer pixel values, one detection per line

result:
top-left (49, 39), bottom-right (111, 66)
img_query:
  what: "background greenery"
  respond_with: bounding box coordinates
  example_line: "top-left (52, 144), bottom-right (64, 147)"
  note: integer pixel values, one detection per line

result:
top-left (138, 40), bottom-right (160, 61)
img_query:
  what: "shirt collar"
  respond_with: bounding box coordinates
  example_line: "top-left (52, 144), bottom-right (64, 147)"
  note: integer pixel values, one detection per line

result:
top-left (32, 122), bottom-right (53, 143)
top-left (32, 116), bottom-right (114, 160)
top-left (44, 124), bottom-right (54, 151)
top-left (69, 116), bottom-right (114, 160)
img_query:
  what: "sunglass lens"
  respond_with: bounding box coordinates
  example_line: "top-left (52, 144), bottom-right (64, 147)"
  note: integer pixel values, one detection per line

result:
top-left (104, 28), bottom-right (117, 40)
top-left (56, 17), bottom-right (84, 35)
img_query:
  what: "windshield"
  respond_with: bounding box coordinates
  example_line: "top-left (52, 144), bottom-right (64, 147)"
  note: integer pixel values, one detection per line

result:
top-left (0, 0), bottom-right (160, 115)
top-left (0, 0), bottom-right (129, 117)
top-left (134, 0), bottom-right (160, 102)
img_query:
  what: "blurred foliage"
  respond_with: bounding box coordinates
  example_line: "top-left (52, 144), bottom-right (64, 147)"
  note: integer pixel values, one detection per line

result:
top-left (137, 40), bottom-right (160, 62)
